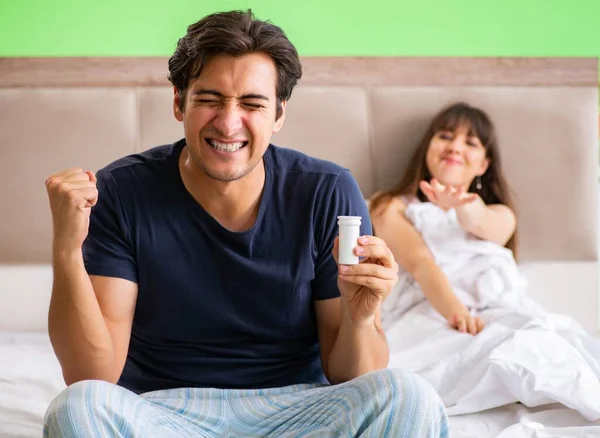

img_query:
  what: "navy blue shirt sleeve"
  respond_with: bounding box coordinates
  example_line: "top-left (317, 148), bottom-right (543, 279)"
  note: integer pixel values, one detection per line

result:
top-left (311, 169), bottom-right (372, 301)
top-left (82, 170), bottom-right (137, 283)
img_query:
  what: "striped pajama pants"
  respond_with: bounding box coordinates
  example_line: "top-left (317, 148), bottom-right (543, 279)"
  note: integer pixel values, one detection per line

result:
top-left (44, 369), bottom-right (449, 437)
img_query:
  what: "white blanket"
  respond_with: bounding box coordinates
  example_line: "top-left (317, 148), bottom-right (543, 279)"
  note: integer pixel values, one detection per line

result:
top-left (383, 202), bottom-right (600, 423)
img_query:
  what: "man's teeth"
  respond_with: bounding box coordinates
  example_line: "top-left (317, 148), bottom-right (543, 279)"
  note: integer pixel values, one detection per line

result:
top-left (207, 139), bottom-right (245, 152)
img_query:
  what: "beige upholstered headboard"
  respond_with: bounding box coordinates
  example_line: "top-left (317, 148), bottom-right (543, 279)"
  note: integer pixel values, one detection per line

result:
top-left (0, 57), bottom-right (598, 265)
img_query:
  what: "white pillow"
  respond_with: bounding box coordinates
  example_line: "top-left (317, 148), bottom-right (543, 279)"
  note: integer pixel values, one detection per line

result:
top-left (0, 265), bottom-right (53, 331)
top-left (518, 261), bottom-right (598, 336)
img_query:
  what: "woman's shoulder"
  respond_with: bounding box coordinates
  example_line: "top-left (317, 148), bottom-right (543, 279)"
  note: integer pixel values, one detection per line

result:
top-left (399, 194), bottom-right (420, 206)
top-left (369, 193), bottom-right (420, 218)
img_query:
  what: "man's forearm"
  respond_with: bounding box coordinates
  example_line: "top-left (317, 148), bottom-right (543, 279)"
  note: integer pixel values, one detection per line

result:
top-left (326, 301), bottom-right (389, 384)
top-left (49, 249), bottom-right (116, 384)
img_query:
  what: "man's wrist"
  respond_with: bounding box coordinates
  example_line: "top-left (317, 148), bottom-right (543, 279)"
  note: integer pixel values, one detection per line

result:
top-left (340, 298), bottom-right (377, 329)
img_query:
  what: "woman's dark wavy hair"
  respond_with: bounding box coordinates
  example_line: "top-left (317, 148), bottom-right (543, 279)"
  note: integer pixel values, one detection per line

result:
top-left (370, 102), bottom-right (517, 256)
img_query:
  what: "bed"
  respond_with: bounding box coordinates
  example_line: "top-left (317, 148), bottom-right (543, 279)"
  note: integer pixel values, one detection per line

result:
top-left (0, 56), bottom-right (598, 437)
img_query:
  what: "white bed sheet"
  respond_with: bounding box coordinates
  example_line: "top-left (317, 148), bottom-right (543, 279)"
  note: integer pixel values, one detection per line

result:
top-left (2, 331), bottom-right (600, 438)
top-left (0, 331), bottom-right (65, 438)
top-left (450, 403), bottom-right (600, 438)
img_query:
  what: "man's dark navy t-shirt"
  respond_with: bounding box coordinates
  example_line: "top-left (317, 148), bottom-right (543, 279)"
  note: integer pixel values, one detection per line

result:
top-left (83, 139), bottom-right (371, 394)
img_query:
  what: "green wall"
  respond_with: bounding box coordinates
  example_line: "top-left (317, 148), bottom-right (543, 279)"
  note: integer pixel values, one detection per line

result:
top-left (1, 0), bottom-right (598, 63)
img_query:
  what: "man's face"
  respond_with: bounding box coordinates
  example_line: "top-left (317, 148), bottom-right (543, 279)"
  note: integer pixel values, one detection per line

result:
top-left (174, 52), bottom-right (286, 182)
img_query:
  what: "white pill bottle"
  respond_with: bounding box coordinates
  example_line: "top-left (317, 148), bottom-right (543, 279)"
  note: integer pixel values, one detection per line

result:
top-left (337, 216), bottom-right (362, 265)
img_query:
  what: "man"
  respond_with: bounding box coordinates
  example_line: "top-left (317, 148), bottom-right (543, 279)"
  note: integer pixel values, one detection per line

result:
top-left (44, 9), bottom-right (448, 437)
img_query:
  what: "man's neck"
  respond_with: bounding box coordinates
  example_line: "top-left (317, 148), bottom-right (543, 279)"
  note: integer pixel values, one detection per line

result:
top-left (179, 147), bottom-right (266, 232)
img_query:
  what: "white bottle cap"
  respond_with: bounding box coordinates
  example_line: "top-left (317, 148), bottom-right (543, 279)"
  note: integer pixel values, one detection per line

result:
top-left (337, 216), bottom-right (362, 265)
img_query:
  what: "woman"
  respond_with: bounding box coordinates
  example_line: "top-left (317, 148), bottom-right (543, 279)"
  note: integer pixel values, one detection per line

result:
top-left (370, 102), bottom-right (517, 335)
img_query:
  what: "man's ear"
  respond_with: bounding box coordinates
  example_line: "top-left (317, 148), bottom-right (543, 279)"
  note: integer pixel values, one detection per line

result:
top-left (273, 100), bottom-right (287, 133)
top-left (173, 87), bottom-right (184, 122)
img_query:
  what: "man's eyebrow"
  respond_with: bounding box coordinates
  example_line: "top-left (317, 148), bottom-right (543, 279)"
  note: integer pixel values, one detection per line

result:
top-left (191, 89), bottom-right (223, 97)
top-left (191, 89), bottom-right (269, 101)
top-left (239, 93), bottom-right (269, 101)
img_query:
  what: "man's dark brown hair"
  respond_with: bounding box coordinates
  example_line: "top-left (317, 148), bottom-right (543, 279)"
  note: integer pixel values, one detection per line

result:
top-left (168, 9), bottom-right (302, 120)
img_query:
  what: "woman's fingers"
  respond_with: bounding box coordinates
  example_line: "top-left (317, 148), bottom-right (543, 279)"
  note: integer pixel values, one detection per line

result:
top-left (450, 313), bottom-right (485, 335)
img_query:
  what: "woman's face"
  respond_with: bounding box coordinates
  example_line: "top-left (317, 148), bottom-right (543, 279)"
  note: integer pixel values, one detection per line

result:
top-left (425, 125), bottom-right (490, 188)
